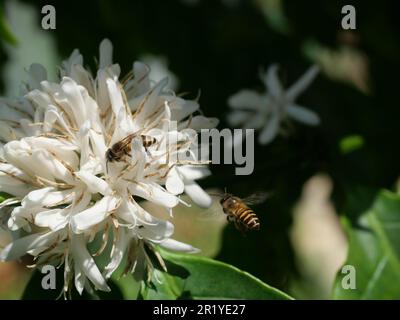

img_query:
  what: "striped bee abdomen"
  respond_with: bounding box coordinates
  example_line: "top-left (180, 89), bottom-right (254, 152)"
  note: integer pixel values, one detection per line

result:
top-left (140, 135), bottom-right (157, 149)
top-left (238, 206), bottom-right (260, 230)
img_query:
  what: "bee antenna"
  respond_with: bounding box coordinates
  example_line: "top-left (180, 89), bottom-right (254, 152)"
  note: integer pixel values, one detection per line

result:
top-left (208, 192), bottom-right (221, 197)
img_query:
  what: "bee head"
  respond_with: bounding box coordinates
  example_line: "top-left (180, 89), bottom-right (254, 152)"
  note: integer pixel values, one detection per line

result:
top-left (220, 194), bottom-right (237, 208)
top-left (105, 148), bottom-right (115, 162)
top-left (220, 194), bottom-right (229, 205)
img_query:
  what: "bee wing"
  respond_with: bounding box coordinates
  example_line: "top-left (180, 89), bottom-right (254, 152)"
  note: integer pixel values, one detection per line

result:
top-left (242, 192), bottom-right (271, 206)
top-left (113, 133), bottom-right (136, 150)
top-left (196, 196), bottom-right (225, 222)
top-left (197, 206), bottom-right (220, 221)
top-left (208, 192), bottom-right (225, 198)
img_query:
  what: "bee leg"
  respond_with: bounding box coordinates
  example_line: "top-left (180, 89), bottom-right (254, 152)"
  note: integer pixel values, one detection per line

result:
top-left (144, 147), bottom-right (154, 159)
top-left (235, 221), bottom-right (247, 236)
top-left (106, 159), bottom-right (109, 174)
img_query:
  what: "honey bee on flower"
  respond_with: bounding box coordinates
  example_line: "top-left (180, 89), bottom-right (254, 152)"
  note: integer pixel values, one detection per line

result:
top-left (0, 39), bottom-right (218, 296)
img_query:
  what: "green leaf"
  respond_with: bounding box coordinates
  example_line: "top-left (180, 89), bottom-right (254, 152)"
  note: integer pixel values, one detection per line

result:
top-left (0, 192), bottom-right (13, 203)
top-left (140, 249), bottom-right (292, 300)
top-left (111, 273), bottom-right (140, 299)
top-left (339, 135), bottom-right (365, 154)
top-left (0, 4), bottom-right (17, 45)
top-left (333, 189), bottom-right (400, 299)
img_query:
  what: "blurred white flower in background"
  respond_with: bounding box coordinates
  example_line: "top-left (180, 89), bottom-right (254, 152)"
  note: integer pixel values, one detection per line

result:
top-left (2, 0), bottom-right (59, 97)
top-left (139, 55), bottom-right (179, 91)
top-left (290, 174), bottom-right (347, 299)
top-left (0, 39), bottom-right (217, 296)
top-left (228, 64), bottom-right (320, 145)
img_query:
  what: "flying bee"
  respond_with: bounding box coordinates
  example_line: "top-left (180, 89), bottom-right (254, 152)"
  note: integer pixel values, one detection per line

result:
top-left (218, 192), bottom-right (268, 233)
top-left (106, 133), bottom-right (157, 164)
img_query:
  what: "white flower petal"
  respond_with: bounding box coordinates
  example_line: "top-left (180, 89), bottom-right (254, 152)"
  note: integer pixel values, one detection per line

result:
top-left (99, 39), bottom-right (113, 69)
top-left (89, 129), bottom-right (107, 159)
top-left (31, 149), bottom-right (76, 184)
top-left (179, 115), bottom-right (219, 131)
top-left (258, 114), bottom-right (280, 145)
top-left (3, 141), bottom-right (56, 181)
top-left (159, 239), bottom-right (200, 253)
top-left (71, 196), bottom-right (120, 233)
top-left (286, 65), bottom-right (319, 101)
top-left (27, 64), bottom-right (47, 90)
top-left (75, 171), bottom-right (112, 196)
top-left (132, 78), bottom-right (168, 129)
top-left (184, 180), bottom-right (212, 208)
top-left (168, 98), bottom-right (199, 121)
top-left (0, 231), bottom-right (59, 261)
top-left (74, 259), bottom-right (86, 295)
top-left (262, 64), bottom-right (283, 98)
top-left (178, 166), bottom-right (211, 181)
top-left (70, 64), bottom-right (95, 97)
top-left (107, 78), bottom-right (133, 134)
top-left (116, 200), bottom-right (138, 225)
top-left (61, 49), bottom-right (83, 76)
top-left (25, 89), bottom-right (52, 112)
top-left (126, 61), bottom-right (151, 98)
top-left (96, 69), bottom-right (112, 110)
top-left (0, 121), bottom-right (24, 142)
top-left (129, 183), bottom-right (179, 208)
top-left (34, 209), bottom-right (68, 231)
top-left (243, 112), bottom-right (267, 130)
top-left (60, 77), bottom-right (89, 127)
top-left (70, 190), bottom-right (92, 214)
top-left (103, 227), bottom-right (128, 278)
top-left (0, 172), bottom-right (34, 197)
top-left (7, 206), bottom-right (42, 230)
top-left (287, 104), bottom-right (320, 126)
top-left (0, 101), bottom-right (29, 122)
top-left (7, 215), bottom-right (29, 231)
top-left (22, 187), bottom-right (73, 208)
top-left (226, 110), bottom-right (249, 126)
top-left (228, 90), bottom-right (266, 110)
top-left (166, 168), bottom-right (185, 195)
top-left (71, 235), bottom-right (110, 292)
top-left (137, 216), bottom-right (174, 242)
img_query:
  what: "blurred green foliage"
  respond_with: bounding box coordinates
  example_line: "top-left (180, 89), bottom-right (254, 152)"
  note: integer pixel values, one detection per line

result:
top-left (334, 190), bottom-right (400, 299)
top-left (339, 135), bottom-right (364, 154)
top-left (0, 3), bottom-right (17, 45)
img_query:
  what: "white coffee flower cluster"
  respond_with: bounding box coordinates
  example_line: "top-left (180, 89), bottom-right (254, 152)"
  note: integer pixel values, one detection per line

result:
top-left (0, 39), bottom-right (218, 296)
top-left (228, 64), bottom-right (320, 145)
